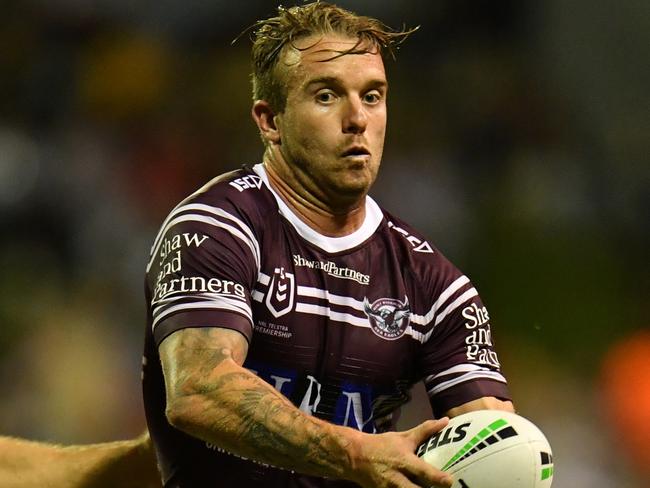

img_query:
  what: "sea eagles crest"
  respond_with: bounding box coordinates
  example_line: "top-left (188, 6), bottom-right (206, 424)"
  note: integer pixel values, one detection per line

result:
top-left (363, 296), bottom-right (411, 340)
top-left (265, 267), bottom-right (295, 318)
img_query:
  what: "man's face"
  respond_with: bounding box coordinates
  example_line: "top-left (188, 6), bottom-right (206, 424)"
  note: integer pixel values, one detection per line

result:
top-left (273, 34), bottom-right (388, 209)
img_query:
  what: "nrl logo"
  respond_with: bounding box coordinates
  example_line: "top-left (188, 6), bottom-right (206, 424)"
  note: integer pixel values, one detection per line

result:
top-left (265, 267), bottom-right (295, 318)
top-left (363, 296), bottom-right (411, 340)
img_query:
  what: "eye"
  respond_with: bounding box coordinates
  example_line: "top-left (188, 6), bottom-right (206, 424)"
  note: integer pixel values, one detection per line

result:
top-left (363, 91), bottom-right (382, 105)
top-left (315, 90), bottom-right (336, 104)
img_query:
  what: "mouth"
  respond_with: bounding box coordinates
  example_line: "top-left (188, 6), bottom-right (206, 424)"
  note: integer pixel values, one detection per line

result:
top-left (341, 146), bottom-right (371, 159)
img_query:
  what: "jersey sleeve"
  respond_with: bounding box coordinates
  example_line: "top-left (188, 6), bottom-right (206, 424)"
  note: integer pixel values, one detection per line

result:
top-left (145, 198), bottom-right (260, 346)
top-left (415, 260), bottom-right (511, 417)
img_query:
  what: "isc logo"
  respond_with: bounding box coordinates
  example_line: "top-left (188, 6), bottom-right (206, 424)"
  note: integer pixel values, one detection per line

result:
top-left (416, 422), bottom-right (471, 457)
top-left (229, 175), bottom-right (263, 192)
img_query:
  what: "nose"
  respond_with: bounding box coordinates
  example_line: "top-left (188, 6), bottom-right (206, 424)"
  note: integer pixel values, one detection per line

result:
top-left (342, 97), bottom-right (368, 134)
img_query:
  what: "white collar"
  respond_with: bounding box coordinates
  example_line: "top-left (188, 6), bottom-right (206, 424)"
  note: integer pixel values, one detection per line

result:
top-left (253, 163), bottom-right (383, 253)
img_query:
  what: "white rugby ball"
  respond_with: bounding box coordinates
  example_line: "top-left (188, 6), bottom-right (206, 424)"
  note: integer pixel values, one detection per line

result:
top-left (416, 410), bottom-right (554, 488)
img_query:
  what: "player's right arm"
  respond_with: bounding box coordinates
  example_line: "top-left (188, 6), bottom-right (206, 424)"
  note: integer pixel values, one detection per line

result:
top-left (160, 326), bottom-right (453, 488)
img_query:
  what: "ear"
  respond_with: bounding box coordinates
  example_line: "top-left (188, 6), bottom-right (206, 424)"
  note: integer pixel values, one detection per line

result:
top-left (251, 100), bottom-right (281, 145)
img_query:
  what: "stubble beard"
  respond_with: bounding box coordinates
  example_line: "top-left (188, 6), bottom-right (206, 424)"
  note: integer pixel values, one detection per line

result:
top-left (294, 153), bottom-right (379, 215)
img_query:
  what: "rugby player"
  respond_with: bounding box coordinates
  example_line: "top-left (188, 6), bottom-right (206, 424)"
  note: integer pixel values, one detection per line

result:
top-left (1, 3), bottom-right (514, 488)
top-left (142, 2), bottom-right (513, 487)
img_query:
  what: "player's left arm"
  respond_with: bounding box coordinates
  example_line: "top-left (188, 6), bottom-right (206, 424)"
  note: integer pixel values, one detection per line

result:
top-left (0, 431), bottom-right (160, 488)
top-left (445, 396), bottom-right (515, 418)
top-left (415, 256), bottom-right (514, 418)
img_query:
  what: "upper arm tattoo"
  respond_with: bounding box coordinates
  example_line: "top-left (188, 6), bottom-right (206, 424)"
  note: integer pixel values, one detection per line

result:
top-left (159, 327), bottom-right (249, 399)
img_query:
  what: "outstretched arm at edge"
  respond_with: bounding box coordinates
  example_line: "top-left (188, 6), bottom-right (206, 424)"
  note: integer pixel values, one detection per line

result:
top-left (0, 431), bottom-right (160, 488)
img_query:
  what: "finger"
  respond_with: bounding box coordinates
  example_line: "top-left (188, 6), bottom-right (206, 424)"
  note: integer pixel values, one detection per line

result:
top-left (386, 469), bottom-right (431, 488)
top-left (405, 417), bottom-right (449, 445)
top-left (429, 477), bottom-right (454, 488)
top-left (421, 468), bottom-right (453, 488)
top-left (402, 453), bottom-right (453, 488)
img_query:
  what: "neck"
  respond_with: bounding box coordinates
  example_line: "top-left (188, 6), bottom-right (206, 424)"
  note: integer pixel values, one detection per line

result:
top-left (262, 155), bottom-right (367, 238)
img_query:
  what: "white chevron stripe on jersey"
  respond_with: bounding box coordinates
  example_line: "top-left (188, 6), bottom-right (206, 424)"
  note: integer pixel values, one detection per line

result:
top-left (147, 178), bottom-right (232, 262)
top-left (148, 183), bottom-right (221, 260)
top-left (295, 302), bottom-right (431, 343)
top-left (151, 287), bottom-right (249, 303)
top-left (253, 281), bottom-right (366, 312)
top-left (152, 299), bottom-right (253, 330)
top-left (252, 274), bottom-right (269, 302)
top-left (146, 213), bottom-right (259, 274)
top-left (405, 326), bottom-right (433, 344)
top-left (410, 275), bottom-right (470, 326)
top-left (294, 303), bottom-right (370, 328)
top-left (433, 287), bottom-right (478, 326)
top-left (152, 294), bottom-right (252, 323)
top-left (426, 369), bottom-right (507, 396)
top-left (152, 291), bottom-right (248, 313)
top-left (424, 364), bottom-right (496, 386)
top-left (296, 286), bottom-right (365, 311)
top-left (182, 204), bottom-right (260, 269)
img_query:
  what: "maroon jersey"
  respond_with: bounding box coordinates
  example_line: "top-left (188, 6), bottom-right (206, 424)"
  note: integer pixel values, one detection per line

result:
top-left (142, 164), bottom-right (510, 487)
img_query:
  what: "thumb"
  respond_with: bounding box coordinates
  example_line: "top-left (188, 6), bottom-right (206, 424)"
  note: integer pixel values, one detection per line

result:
top-left (406, 417), bottom-right (450, 446)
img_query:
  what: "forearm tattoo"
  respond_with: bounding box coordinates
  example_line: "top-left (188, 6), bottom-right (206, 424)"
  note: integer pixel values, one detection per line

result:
top-left (161, 328), bottom-right (348, 476)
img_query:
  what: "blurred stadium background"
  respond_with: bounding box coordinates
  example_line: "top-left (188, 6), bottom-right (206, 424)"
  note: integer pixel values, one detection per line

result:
top-left (0, 1), bottom-right (648, 486)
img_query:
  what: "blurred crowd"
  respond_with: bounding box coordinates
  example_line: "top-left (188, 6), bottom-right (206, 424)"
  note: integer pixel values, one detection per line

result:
top-left (0, 1), bottom-right (648, 487)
